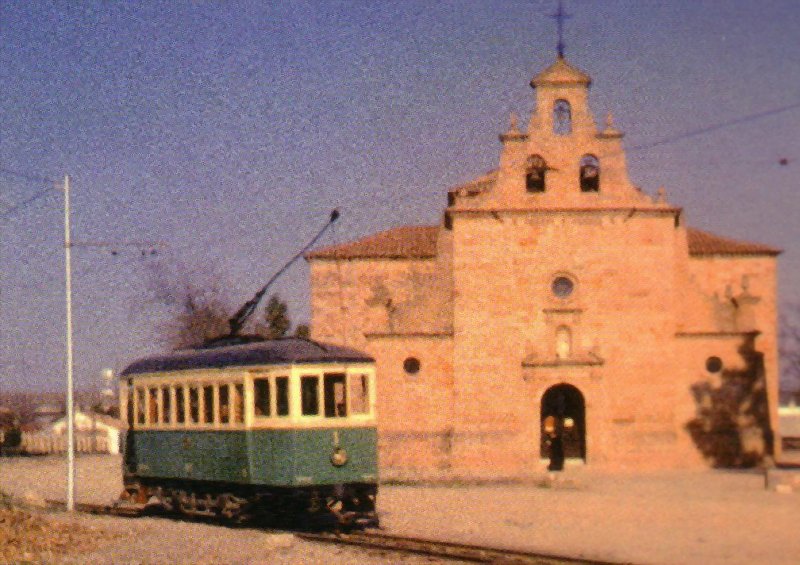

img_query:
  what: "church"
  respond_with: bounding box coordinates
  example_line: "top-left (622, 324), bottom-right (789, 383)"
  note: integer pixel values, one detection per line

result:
top-left (306, 53), bottom-right (781, 477)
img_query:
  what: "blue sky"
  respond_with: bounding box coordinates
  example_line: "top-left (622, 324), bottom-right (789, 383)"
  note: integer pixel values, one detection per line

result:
top-left (1, 1), bottom-right (798, 392)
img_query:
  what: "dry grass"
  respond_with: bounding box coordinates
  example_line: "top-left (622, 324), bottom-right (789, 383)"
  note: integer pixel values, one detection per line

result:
top-left (0, 492), bottom-right (114, 564)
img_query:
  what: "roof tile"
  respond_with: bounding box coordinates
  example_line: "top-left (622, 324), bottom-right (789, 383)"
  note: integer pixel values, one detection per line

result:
top-left (307, 225), bottom-right (780, 260)
top-left (306, 225), bottom-right (439, 260)
top-left (687, 228), bottom-right (781, 256)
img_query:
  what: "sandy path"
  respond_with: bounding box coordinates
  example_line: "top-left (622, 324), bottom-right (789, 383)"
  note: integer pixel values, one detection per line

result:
top-left (2, 455), bottom-right (799, 564)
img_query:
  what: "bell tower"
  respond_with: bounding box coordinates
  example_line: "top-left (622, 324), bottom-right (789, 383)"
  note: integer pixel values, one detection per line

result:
top-left (528, 56), bottom-right (594, 137)
top-left (445, 1), bottom-right (670, 213)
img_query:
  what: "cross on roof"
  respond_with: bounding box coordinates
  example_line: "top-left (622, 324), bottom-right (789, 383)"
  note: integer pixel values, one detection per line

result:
top-left (549, 0), bottom-right (572, 58)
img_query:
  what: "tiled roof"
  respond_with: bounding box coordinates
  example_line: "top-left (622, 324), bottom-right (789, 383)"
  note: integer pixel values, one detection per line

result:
top-left (306, 225), bottom-right (439, 260)
top-left (687, 228), bottom-right (781, 257)
top-left (450, 169), bottom-right (498, 196)
top-left (306, 225), bottom-right (779, 260)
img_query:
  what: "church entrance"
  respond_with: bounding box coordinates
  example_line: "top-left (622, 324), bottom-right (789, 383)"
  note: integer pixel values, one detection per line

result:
top-left (540, 384), bottom-right (586, 461)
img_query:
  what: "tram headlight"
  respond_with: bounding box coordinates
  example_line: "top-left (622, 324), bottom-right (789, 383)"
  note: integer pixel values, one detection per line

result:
top-left (330, 447), bottom-right (348, 467)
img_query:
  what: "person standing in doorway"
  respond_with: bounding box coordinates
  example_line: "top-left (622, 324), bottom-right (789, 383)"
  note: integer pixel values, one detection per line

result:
top-left (544, 414), bottom-right (565, 471)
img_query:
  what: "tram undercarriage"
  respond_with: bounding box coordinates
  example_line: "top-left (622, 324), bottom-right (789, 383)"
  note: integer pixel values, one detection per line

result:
top-left (119, 477), bottom-right (378, 528)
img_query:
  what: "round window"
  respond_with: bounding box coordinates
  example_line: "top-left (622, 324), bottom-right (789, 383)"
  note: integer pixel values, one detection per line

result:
top-left (403, 357), bottom-right (421, 375)
top-left (551, 276), bottom-right (574, 299)
top-left (706, 356), bottom-right (723, 373)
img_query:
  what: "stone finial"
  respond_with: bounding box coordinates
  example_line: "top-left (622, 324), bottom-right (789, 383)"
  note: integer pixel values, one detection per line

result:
top-left (656, 186), bottom-right (666, 203)
top-left (499, 111), bottom-right (527, 142)
top-left (598, 110), bottom-right (623, 138)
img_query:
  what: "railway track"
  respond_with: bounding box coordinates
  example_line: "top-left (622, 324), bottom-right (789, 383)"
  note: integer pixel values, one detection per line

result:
top-left (47, 500), bottom-right (620, 564)
top-left (45, 499), bottom-right (147, 517)
top-left (295, 531), bottom-right (616, 564)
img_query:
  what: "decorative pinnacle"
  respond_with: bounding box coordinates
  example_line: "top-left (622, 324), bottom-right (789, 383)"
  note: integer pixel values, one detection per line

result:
top-left (509, 112), bottom-right (519, 132)
top-left (606, 112), bottom-right (614, 128)
top-left (656, 186), bottom-right (666, 203)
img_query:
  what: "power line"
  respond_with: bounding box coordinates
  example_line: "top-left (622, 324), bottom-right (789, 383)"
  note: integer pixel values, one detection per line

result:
top-left (0, 165), bottom-right (60, 219)
top-left (0, 185), bottom-right (59, 219)
top-left (0, 166), bottom-right (57, 185)
top-left (626, 101), bottom-right (800, 154)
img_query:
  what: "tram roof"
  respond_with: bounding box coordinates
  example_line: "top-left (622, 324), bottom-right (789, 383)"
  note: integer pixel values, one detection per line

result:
top-left (120, 338), bottom-right (374, 377)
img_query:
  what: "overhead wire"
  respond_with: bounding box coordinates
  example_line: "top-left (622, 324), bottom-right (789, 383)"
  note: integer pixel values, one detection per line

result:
top-left (625, 101), bottom-right (800, 154)
top-left (0, 166), bottom-right (57, 185)
top-left (0, 185), bottom-right (60, 219)
top-left (0, 165), bottom-right (61, 220)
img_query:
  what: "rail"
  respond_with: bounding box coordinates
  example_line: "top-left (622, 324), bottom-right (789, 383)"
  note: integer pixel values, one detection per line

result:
top-left (44, 500), bottom-right (625, 564)
top-left (297, 531), bottom-right (623, 564)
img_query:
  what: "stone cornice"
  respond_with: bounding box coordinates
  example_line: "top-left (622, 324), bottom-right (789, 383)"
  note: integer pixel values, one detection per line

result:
top-left (522, 352), bottom-right (604, 368)
top-left (675, 330), bottom-right (761, 339)
top-left (364, 331), bottom-right (454, 340)
top-left (542, 307), bottom-right (584, 314)
top-left (448, 206), bottom-right (682, 216)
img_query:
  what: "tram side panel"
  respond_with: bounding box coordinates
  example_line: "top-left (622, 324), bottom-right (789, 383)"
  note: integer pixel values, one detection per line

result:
top-left (131, 426), bottom-right (378, 488)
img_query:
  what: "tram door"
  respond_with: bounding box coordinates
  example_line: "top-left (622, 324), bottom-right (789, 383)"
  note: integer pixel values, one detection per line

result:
top-left (540, 384), bottom-right (586, 460)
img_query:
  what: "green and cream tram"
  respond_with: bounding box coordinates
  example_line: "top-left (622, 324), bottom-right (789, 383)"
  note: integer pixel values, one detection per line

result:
top-left (119, 337), bottom-right (378, 525)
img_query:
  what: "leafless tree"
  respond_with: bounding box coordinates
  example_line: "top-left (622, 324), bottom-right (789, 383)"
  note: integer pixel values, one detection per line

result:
top-left (146, 262), bottom-right (309, 349)
top-left (146, 261), bottom-right (234, 349)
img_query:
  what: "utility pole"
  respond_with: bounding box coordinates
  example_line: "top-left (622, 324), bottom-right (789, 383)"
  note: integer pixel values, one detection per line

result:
top-left (63, 174), bottom-right (75, 512)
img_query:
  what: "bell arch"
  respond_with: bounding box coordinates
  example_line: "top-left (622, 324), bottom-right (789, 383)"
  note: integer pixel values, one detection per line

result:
top-left (579, 154), bottom-right (600, 192)
top-left (553, 99), bottom-right (572, 135)
top-left (526, 154), bottom-right (547, 193)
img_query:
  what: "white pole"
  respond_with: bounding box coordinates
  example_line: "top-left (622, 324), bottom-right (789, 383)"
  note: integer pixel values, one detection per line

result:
top-left (64, 174), bottom-right (75, 511)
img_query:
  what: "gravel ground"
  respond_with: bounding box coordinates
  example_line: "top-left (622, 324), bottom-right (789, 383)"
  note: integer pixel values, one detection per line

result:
top-left (1, 455), bottom-right (799, 564)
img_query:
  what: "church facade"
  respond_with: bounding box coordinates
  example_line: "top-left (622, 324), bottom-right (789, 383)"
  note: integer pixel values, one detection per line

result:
top-left (307, 56), bottom-right (781, 477)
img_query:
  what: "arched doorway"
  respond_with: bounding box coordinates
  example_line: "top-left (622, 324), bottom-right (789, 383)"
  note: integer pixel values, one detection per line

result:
top-left (540, 384), bottom-right (586, 461)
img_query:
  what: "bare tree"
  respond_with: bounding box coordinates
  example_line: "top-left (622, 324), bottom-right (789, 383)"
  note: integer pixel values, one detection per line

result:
top-left (780, 303), bottom-right (800, 391)
top-left (146, 261), bottom-right (234, 349)
top-left (147, 262), bottom-right (307, 348)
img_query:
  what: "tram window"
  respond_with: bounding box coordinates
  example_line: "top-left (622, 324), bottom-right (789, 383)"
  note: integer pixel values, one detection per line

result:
top-left (233, 384), bottom-right (244, 424)
top-left (349, 374), bottom-right (370, 415)
top-left (148, 388), bottom-right (158, 425)
top-left (189, 387), bottom-right (200, 424)
top-left (301, 376), bottom-right (319, 416)
top-left (162, 386), bottom-right (172, 425)
top-left (176, 386), bottom-right (186, 424)
top-left (254, 378), bottom-right (271, 417)
top-left (135, 388), bottom-right (146, 425)
top-left (324, 373), bottom-right (347, 418)
top-left (219, 385), bottom-right (230, 424)
top-left (203, 385), bottom-right (214, 424)
top-left (276, 377), bottom-right (289, 416)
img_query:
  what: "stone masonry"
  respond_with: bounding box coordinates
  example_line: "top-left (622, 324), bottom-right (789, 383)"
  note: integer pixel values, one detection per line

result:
top-left (306, 56), bottom-right (781, 479)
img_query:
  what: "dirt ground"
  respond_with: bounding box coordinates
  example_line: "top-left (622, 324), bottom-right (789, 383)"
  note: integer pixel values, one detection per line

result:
top-left (1, 455), bottom-right (799, 564)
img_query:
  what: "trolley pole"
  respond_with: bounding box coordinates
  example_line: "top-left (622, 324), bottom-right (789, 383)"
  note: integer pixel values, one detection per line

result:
top-left (64, 174), bottom-right (75, 512)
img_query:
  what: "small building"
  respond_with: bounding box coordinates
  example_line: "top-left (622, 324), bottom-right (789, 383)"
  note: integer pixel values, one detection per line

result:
top-left (22, 410), bottom-right (125, 455)
top-left (307, 54), bottom-right (781, 478)
top-left (31, 403), bottom-right (64, 428)
top-left (779, 403), bottom-right (800, 463)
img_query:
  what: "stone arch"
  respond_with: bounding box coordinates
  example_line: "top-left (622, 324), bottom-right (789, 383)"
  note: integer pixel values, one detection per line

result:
top-left (580, 154), bottom-right (600, 192)
top-left (540, 383), bottom-right (586, 460)
top-left (525, 154), bottom-right (547, 193)
top-left (553, 99), bottom-right (572, 135)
